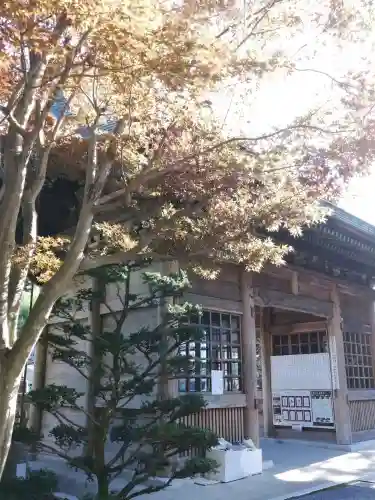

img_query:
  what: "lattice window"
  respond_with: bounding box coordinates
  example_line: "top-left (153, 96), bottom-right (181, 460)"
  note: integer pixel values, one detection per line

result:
top-left (178, 310), bottom-right (242, 393)
top-left (344, 332), bottom-right (374, 389)
top-left (272, 331), bottom-right (328, 356)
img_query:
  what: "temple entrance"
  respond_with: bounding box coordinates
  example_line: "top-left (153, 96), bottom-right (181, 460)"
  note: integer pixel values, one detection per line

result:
top-left (258, 308), bottom-right (338, 442)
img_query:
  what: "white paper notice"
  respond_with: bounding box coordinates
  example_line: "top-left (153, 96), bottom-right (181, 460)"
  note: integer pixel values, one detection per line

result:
top-left (211, 370), bottom-right (224, 395)
top-left (16, 463), bottom-right (27, 479)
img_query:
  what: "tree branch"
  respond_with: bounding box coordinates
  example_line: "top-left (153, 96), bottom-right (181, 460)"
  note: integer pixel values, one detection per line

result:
top-left (236, 0), bottom-right (284, 51)
top-left (59, 358), bottom-right (90, 383)
top-left (7, 100), bottom-right (115, 374)
top-left (177, 124), bottom-right (343, 163)
top-left (7, 199), bottom-right (37, 346)
top-left (7, 87), bottom-right (80, 344)
top-left (0, 55), bottom-right (48, 348)
top-left (37, 442), bottom-right (95, 477)
top-left (51, 409), bottom-right (83, 429)
top-left (36, 443), bottom-right (72, 463)
top-left (0, 106), bottom-right (27, 137)
top-left (288, 65), bottom-right (356, 90)
top-left (8, 204), bottom-right (94, 374)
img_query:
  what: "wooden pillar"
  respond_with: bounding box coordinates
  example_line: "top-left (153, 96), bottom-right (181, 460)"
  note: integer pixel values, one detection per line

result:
top-left (328, 284), bottom-right (352, 445)
top-left (261, 308), bottom-right (275, 438)
top-left (86, 276), bottom-right (103, 455)
top-left (369, 298), bottom-right (375, 386)
top-left (291, 271), bottom-right (299, 295)
top-left (241, 270), bottom-right (260, 447)
top-left (29, 329), bottom-right (48, 434)
top-left (158, 260), bottom-right (179, 399)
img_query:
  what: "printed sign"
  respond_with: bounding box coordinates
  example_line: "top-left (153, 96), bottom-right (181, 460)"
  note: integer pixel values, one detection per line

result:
top-left (273, 389), bottom-right (335, 429)
top-left (311, 390), bottom-right (334, 426)
top-left (211, 370), bottom-right (224, 395)
top-left (328, 336), bottom-right (339, 389)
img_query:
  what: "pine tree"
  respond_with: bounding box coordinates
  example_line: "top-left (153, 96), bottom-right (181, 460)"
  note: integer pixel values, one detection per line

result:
top-left (27, 263), bottom-right (218, 499)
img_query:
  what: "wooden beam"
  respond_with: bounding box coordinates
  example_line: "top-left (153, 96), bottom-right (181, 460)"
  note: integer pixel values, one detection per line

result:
top-left (262, 263), bottom-right (297, 280)
top-left (260, 308), bottom-right (275, 438)
top-left (291, 271), bottom-right (299, 295)
top-left (328, 284), bottom-right (352, 445)
top-left (254, 289), bottom-right (333, 318)
top-left (240, 270), bottom-right (259, 447)
top-left (287, 263), bottom-right (375, 299)
top-left (270, 321), bottom-right (327, 335)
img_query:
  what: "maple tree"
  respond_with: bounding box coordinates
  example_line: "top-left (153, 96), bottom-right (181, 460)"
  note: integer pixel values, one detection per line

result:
top-left (0, 0), bottom-right (375, 479)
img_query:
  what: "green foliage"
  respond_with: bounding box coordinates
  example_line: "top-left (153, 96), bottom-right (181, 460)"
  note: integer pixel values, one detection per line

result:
top-left (142, 271), bottom-right (191, 297)
top-left (26, 264), bottom-right (218, 499)
top-left (28, 385), bottom-right (84, 411)
top-left (18, 283), bottom-right (40, 330)
top-left (11, 424), bottom-right (39, 445)
top-left (50, 424), bottom-right (88, 450)
top-left (175, 456), bottom-right (217, 478)
top-left (0, 469), bottom-right (58, 500)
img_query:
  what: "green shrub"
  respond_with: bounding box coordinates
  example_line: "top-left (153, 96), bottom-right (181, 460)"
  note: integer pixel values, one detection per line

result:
top-left (0, 468), bottom-right (58, 500)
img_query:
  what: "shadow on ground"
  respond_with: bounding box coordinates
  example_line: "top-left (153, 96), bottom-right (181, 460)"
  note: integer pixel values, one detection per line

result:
top-left (28, 439), bottom-right (375, 500)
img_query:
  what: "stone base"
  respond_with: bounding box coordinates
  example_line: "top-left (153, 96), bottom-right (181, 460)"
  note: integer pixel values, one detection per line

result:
top-left (207, 448), bottom-right (263, 483)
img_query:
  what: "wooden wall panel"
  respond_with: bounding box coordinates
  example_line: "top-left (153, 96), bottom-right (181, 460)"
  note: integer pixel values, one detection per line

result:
top-left (255, 289), bottom-right (333, 317)
top-left (252, 273), bottom-right (290, 293)
top-left (189, 276), bottom-right (241, 302)
top-left (349, 400), bottom-right (375, 432)
top-left (217, 264), bottom-right (242, 284)
top-left (341, 293), bottom-right (372, 333)
top-left (298, 281), bottom-right (331, 302)
top-left (272, 311), bottom-right (321, 326)
top-left (185, 293), bottom-right (242, 313)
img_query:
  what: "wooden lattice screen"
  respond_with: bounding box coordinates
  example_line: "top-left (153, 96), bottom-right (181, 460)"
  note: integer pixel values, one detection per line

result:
top-left (349, 400), bottom-right (375, 432)
top-left (180, 406), bottom-right (245, 443)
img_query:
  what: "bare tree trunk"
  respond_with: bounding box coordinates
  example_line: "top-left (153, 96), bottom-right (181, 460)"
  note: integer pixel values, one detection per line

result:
top-left (0, 361), bottom-right (22, 478)
top-left (97, 474), bottom-right (110, 500)
top-left (94, 409), bottom-right (110, 500)
top-left (0, 159), bottom-right (111, 477)
top-left (29, 330), bottom-right (48, 438)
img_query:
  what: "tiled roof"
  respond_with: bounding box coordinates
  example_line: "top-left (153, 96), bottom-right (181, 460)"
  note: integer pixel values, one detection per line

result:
top-left (49, 90), bottom-right (75, 120)
top-left (50, 91), bottom-right (118, 135)
top-left (323, 201), bottom-right (375, 239)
